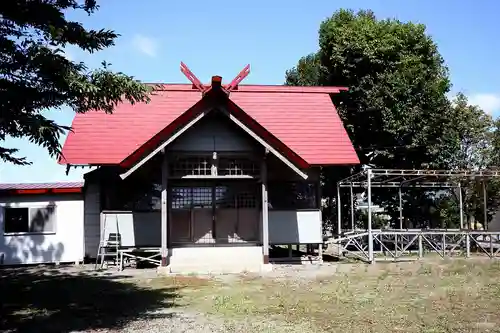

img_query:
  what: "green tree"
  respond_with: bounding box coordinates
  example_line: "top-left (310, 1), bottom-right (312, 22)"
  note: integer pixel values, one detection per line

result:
top-left (286, 9), bottom-right (498, 230)
top-left (287, 9), bottom-right (454, 169)
top-left (447, 94), bottom-right (500, 229)
top-left (1, 0), bottom-right (153, 165)
top-left (489, 119), bottom-right (500, 167)
top-left (449, 93), bottom-right (493, 170)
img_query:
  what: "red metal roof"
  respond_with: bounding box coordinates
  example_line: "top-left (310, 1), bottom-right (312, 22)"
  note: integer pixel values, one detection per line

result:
top-left (0, 182), bottom-right (84, 195)
top-left (0, 182), bottom-right (84, 190)
top-left (60, 84), bottom-right (359, 166)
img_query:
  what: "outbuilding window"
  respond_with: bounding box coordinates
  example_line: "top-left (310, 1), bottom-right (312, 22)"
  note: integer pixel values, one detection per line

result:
top-left (3, 206), bottom-right (56, 234)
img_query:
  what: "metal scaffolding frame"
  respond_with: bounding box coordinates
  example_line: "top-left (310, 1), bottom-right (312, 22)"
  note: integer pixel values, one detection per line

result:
top-left (336, 168), bottom-right (500, 263)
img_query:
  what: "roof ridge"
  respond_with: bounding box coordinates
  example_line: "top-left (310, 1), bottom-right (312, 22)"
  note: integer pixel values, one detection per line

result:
top-left (147, 83), bottom-right (347, 94)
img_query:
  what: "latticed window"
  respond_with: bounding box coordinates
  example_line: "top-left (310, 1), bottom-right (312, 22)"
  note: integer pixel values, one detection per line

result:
top-left (171, 186), bottom-right (213, 209)
top-left (268, 181), bottom-right (318, 210)
top-left (215, 183), bottom-right (259, 208)
top-left (169, 156), bottom-right (212, 177)
top-left (218, 157), bottom-right (259, 176)
top-left (169, 155), bottom-right (259, 177)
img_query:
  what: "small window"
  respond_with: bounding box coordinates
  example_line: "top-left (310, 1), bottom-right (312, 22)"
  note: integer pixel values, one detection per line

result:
top-left (4, 208), bottom-right (29, 233)
top-left (3, 206), bottom-right (56, 234)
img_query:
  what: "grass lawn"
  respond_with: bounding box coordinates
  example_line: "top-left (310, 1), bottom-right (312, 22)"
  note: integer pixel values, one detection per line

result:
top-left (149, 259), bottom-right (500, 332)
top-left (2, 259), bottom-right (500, 332)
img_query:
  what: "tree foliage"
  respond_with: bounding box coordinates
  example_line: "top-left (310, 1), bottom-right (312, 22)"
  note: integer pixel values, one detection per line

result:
top-left (287, 9), bottom-right (456, 169)
top-left (0, 0), bottom-right (153, 165)
top-left (286, 9), bottom-right (500, 231)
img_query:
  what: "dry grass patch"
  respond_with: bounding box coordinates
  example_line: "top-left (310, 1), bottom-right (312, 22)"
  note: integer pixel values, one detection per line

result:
top-left (173, 259), bottom-right (500, 332)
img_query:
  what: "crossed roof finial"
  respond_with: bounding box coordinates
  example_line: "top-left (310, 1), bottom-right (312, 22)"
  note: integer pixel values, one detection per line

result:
top-left (179, 62), bottom-right (250, 94)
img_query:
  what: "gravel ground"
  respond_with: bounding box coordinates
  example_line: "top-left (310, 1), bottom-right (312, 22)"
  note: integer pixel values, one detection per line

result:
top-left (75, 308), bottom-right (305, 333)
top-left (3, 263), bottom-right (342, 333)
top-left (62, 263), bottom-right (341, 333)
top-left (262, 261), bottom-right (338, 279)
top-left (49, 260), bottom-right (500, 332)
top-left (64, 302), bottom-right (280, 333)
top-left (107, 263), bottom-right (340, 333)
top-left (70, 310), bottom-right (230, 333)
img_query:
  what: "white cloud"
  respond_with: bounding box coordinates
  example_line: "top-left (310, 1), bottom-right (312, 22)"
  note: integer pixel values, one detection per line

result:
top-left (467, 93), bottom-right (500, 115)
top-left (131, 34), bottom-right (159, 57)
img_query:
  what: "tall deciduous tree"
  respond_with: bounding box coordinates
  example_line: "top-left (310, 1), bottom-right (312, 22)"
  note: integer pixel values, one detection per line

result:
top-left (287, 9), bottom-right (454, 170)
top-left (0, 0), bottom-right (153, 165)
top-left (286, 9), bottom-right (498, 230)
top-left (447, 94), bottom-right (500, 229)
top-left (411, 94), bottom-right (499, 229)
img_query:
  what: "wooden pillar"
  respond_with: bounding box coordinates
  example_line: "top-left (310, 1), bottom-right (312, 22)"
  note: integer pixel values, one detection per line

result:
top-left (261, 154), bottom-right (269, 264)
top-left (161, 150), bottom-right (169, 266)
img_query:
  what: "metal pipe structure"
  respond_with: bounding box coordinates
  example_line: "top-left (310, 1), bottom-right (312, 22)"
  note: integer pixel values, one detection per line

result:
top-left (350, 185), bottom-right (355, 230)
top-left (367, 169), bottom-right (374, 263)
top-left (335, 168), bottom-right (500, 263)
top-left (337, 183), bottom-right (342, 236)
top-left (483, 180), bottom-right (488, 230)
top-left (398, 186), bottom-right (403, 229)
top-left (339, 182), bottom-right (457, 188)
top-left (397, 186), bottom-right (403, 255)
top-left (459, 182), bottom-right (464, 229)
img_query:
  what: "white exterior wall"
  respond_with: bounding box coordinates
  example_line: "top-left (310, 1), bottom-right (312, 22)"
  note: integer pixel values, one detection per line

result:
top-left (268, 210), bottom-right (322, 244)
top-left (100, 211), bottom-right (161, 247)
top-left (0, 194), bottom-right (84, 265)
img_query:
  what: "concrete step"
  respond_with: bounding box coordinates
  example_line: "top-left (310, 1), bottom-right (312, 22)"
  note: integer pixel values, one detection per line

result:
top-left (166, 246), bottom-right (265, 274)
top-left (168, 261), bottom-right (265, 274)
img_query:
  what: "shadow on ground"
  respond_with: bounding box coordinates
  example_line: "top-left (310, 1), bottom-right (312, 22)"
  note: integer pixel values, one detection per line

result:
top-left (0, 266), bottom-right (180, 333)
top-left (269, 245), bottom-right (340, 263)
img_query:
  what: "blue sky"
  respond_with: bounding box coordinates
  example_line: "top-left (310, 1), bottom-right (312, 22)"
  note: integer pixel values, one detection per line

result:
top-left (2, 0), bottom-right (500, 183)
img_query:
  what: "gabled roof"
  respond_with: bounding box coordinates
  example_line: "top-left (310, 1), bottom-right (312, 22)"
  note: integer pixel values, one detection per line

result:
top-left (59, 84), bottom-right (359, 167)
top-left (119, 90), bottom-right (311, 180)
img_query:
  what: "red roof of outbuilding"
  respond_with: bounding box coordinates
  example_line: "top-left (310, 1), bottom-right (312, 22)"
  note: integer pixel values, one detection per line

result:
top-left (60, 84), bottom-right (359, 166)
top-left (0, 182), bottom-right (83, 190)
top-left (0, 182), bottom-right (84, 195)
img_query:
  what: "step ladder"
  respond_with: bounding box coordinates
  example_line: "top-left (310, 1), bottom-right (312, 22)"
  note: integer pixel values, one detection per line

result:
top-left (95, 213), bottom-right (121, 270)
